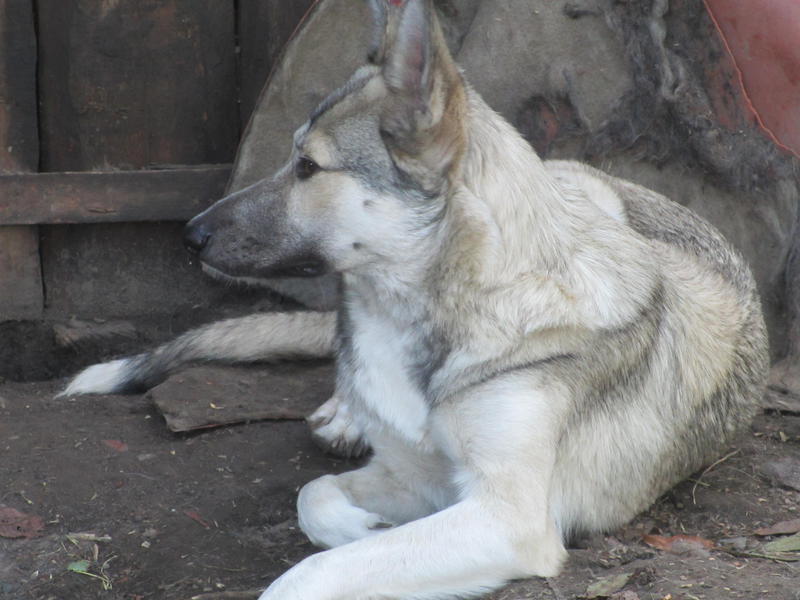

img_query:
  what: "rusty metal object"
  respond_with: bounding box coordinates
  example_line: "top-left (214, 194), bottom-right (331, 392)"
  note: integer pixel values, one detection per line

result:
top-left (704, 0), bottom-right (800, 157)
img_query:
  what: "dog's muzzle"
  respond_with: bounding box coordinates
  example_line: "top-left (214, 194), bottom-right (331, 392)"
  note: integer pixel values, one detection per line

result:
top-left (183, 218), bottom-right (329, 279)
top-left (184, 221), bottom-right (212, 256)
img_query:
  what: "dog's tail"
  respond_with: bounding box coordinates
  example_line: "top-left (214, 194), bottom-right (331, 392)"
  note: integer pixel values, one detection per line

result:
top-left (59, 311), bottom-right (336, 396)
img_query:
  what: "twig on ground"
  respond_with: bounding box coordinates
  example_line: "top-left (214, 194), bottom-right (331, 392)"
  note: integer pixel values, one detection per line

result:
top-left (721, 548), bottom-right (800, 563)
top-left (692, 449), bottom-right (740, 505)
top-left (189, 590), bottom-right (263, 600)
top-left (67, 532), bottom-right (112, 543)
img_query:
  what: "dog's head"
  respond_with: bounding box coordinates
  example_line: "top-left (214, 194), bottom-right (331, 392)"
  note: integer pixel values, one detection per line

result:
top-left (184, 0), bottom-right (467, 280)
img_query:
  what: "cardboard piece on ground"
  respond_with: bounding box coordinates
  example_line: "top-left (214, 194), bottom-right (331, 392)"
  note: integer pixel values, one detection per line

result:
top-left (147, 362), bottom-right (334, 432)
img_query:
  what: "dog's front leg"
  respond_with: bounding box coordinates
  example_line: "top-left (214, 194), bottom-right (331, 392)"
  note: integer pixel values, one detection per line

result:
top-left (260, 497), bottom-right (553, 600)
top-left (259, 377), bottom-right (569, 600)
top-left (307, 394), bottom-right (369, 457)
top-left (297, 436), bottom-right (455, 549)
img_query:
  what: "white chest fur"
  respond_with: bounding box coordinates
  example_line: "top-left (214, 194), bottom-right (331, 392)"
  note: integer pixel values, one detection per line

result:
top-left (346, 306), bottom-right (431, 444)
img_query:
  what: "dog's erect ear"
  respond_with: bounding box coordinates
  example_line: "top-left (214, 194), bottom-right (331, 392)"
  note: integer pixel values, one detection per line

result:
top-left (372, 0), bottom-right (467, 191)
top-left (367, 0), bottom-right (392, 65)
top-left (382, 0), bottom-right (434, 104)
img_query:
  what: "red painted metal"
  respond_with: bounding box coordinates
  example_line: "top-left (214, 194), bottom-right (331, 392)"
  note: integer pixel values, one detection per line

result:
top-left (704, 0), bottom-right (800, 157)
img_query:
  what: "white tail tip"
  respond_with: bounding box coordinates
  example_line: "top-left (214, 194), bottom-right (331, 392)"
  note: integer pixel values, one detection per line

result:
top-left (58, 358), bottom-right (131, 397)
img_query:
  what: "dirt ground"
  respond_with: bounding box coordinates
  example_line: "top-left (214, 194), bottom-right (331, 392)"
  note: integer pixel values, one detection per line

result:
top-left (1, 365), bottom-right (799, 600)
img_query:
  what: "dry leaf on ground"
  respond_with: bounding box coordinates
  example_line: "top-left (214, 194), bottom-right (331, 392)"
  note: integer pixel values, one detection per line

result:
top-left (585, 572), bottom-right (633, 598)
top-left (0, 506), bottom-right (44, 539)
top-left (184, 510), bottom-right (211, 529)
top-left (754, 518), bottom-right (800, 536)
top-left (643, 534), bottom-right (714, 553)
top-left (610, 592), bottom-right (641, 600)
top-left (763, 533), bottom-right (800, 553)
top-left (102, 439), bottom-right (129, 452)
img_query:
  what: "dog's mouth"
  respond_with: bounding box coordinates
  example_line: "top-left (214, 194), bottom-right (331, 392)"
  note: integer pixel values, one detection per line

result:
top-left (200, 264), bottom-right (273, 287)
top-left (199, 254), bottom-right (329, 282)
top-left (260, 259), bottom-right (329, 278)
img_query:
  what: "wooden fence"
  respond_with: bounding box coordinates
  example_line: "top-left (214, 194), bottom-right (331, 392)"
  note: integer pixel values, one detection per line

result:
top-left (0, 0), bottom-right (314, 319)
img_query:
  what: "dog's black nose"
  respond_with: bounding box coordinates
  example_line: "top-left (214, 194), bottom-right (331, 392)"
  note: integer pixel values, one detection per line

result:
top-left (183, 222), bottom-right (212, 255)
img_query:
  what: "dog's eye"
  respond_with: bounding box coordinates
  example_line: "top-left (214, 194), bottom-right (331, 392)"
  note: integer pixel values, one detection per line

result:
top-left (296, 157), bottom-right (320, 180)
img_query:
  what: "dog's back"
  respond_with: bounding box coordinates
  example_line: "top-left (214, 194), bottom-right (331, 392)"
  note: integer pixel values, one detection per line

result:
top-left (544, 160), bottom-right (768, 536)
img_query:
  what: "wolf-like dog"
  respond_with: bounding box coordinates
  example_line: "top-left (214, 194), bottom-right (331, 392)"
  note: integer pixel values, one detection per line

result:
top-left (63, 1), bottom-right (768, 598)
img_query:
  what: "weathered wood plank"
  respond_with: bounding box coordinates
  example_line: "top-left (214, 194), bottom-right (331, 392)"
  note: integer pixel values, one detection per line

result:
top-left (0, 166), bottom-right (231, 225)
top-left (0, 0), bottom-right (37, 171)
top-left (0, 0), bottom-right (42, 319)
top-left (0, 227), bottom-right (42, 319)
top-left (36, 0), bottom-right (239, 171)
top-left (237, 0), bottom-right (316, 129)
top-left (32, 1), bottom-right (240, 321)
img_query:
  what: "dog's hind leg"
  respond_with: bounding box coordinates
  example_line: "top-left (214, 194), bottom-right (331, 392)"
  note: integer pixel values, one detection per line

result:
top-left (59, 311), bottom-right (336, 396)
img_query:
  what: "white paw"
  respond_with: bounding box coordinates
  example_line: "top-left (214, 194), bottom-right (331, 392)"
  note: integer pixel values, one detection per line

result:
top-left (307, 396), bottom-right (369, 457)
top-left (298, 474), bottom-right (393, 549)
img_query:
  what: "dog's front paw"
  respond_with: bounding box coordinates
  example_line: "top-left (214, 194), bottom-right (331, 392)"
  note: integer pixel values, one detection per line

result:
top-left (298, 474), bottom-right (393, 549)
top-left (307, 395), bottom-right (369, 458)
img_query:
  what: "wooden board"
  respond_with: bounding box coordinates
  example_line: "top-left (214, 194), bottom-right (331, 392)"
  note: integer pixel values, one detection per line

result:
top-left (146, 363), bottom-right (334, 432)
top-left (0, 0), bottom-right (37, 172)
top-left (0, 227), bottom-right (42, 319)
top-left (0, 166), bottom-right (230, 225)
top-left (237, 0), bottom-right (316, 129)
top-left (36, 0), bottom-right (239, 171)
top-left (0, 0), bottom-right (41, 319)
top-left (32, 2), bottom-right (240, 320)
